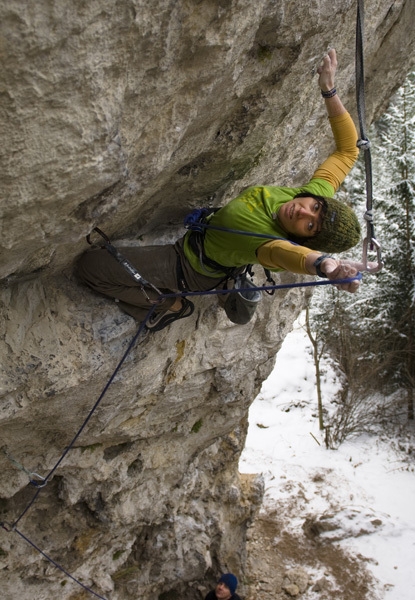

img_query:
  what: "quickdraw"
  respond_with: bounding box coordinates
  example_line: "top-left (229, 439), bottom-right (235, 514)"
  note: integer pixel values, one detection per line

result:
top-left (355, 0), bottom-right (384, 273)
top-left (86, 227), bottom-right (164, 304)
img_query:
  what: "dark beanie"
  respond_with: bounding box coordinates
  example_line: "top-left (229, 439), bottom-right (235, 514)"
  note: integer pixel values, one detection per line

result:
top-left (304, 196), bottom-right (361, 253)
top-left (218, 573), bottom-right (238, 595)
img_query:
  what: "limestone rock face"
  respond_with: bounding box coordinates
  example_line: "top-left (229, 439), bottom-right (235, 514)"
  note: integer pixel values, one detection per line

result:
top-left (1, 1), bottom-right (414, 599)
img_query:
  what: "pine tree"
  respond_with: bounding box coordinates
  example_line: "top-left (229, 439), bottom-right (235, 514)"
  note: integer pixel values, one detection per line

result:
top-left (309, 71), bottom-right (415, 440)
top-left (373, 72), bottom-right (415, 419)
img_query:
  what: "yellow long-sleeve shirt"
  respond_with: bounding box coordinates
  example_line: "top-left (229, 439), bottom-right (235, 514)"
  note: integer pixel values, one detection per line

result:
top-left (256, 111), bottom-right (358, 273)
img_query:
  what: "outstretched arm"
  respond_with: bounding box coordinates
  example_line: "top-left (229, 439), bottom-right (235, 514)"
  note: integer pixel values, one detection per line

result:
top-left (257, 240), bottom-right (363, 293)
top-left (318, 48), bottom-right (348, 117)
top-left (256, 49), bottom-right (362, 292)
top-left (311, 49), bottom-right (359, 190)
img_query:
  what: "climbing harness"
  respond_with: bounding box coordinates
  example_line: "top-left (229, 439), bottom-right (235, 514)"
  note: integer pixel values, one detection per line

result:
top-left (184, 208), bottom-right (285, 295)
top-left (185, 208), bottom-right (242, 279)
top-left (184, 208), bottom-right (299, 243)
top-left (355, 0), bottom-right (384, 273)
top-left (87, 227), bottom-right (164, 304)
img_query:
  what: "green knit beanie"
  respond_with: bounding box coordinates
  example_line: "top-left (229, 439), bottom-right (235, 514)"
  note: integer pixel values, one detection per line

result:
top-left (304, 197), bottom-right (361, 253)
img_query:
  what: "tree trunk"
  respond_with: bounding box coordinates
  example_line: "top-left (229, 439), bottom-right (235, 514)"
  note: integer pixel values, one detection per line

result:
top-left (305, 307), bottom-right (325, 431)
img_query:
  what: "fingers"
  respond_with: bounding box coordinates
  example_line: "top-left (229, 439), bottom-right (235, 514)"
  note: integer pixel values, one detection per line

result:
top-left (317, 48), bottom-right (337, 78)
top-left (322, 258), bottom-right (360, 293)
top-left (342, 259), bottom-right (378, 272)
top-left (327, 48), bottom-right (337, 67)
top-left (321, 49), bottom-right (337, 68)
top-left (333, 278), bottom-right (360, 293)
top-left (316, 53), bottom-right (330, 74)
top-left (322, 258), bottom-right (350, 277)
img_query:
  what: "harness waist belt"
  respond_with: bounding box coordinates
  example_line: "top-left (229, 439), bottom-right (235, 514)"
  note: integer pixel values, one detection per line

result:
top-left (187, 231), bottom-right (240, 278)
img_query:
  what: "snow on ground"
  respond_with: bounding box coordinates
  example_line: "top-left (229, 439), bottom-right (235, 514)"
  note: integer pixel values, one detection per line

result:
top-left (240, 312), bottom-right (415, 600)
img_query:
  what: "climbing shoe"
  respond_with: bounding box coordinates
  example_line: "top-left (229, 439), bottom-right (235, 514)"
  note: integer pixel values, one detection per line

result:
top-left (146, 297), bottom-right (195, 332)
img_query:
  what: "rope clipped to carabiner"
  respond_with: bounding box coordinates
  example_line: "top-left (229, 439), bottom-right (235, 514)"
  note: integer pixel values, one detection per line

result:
top-left (355, 0), bottom-right (383, 273)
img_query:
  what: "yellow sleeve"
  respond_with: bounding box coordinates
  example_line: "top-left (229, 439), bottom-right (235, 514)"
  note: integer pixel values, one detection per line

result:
top-left (257, 240), bottom-right (315, 274)
top-left (312, 112), bottom-right (359, 191)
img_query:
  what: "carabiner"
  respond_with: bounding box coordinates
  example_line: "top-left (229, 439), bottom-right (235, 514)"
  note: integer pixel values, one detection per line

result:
top-left (361, 237), bottom-right (384, 273)
top-left (86, 227), bottom-right (111, 247)
top-left (1, 521), bottom-right (15, 532)
top-left (29, 472), bottom-right (48, 488)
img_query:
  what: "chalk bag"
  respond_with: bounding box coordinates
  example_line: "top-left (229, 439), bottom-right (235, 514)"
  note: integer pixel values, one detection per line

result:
top-left (224, 274), bottom-right (262, 324)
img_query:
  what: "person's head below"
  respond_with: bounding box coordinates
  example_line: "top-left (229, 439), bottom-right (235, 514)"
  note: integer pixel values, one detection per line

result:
top-left (215, 573), bottom-right (238, 599)
top-left (277, 192), bottom-right (361, 254)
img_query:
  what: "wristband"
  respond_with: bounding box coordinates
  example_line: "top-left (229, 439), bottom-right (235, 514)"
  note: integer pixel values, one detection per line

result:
top-left (313, 254), bottom-right (333, 278)
top-left (321, 87), bottom-right (337, 98)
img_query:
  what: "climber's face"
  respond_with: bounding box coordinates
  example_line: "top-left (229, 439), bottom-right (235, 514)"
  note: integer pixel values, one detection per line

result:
top-left (215, 582), bottom-right (232, 599)
top-left (277, 196), bottom-right (324, 238)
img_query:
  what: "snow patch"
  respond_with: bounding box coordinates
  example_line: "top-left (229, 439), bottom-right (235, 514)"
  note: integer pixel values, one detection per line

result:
top-left (240, 312), bottom-right (415, 600)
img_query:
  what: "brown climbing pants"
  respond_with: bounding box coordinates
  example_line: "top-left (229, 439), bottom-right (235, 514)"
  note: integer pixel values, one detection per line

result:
top-left (76, 237), bottom-right (225, 323)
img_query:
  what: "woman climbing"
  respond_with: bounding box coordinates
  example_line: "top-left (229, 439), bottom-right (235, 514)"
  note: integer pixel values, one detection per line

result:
top-left (77, 49), bottom-right (368, 331)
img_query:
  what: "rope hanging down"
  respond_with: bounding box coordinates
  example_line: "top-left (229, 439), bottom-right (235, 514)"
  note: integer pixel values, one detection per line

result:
top-left (1, 221), bottom-right (361, 598)
top-left (355, 0), bottom-right (383, 273)
top-left (1, 525), bottom-right (109, 600)
top-left (0, 272), bottom-right (362, 600)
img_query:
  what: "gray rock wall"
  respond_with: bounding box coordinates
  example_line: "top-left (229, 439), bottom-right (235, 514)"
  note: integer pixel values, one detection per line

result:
top-left (1, 1), bottom-right (415, 599)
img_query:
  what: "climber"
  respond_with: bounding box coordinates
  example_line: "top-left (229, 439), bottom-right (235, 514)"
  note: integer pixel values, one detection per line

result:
top-left (204, 573), bottom-right (242, 600)
top-left (77, 48), bottom-right (369, 331)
